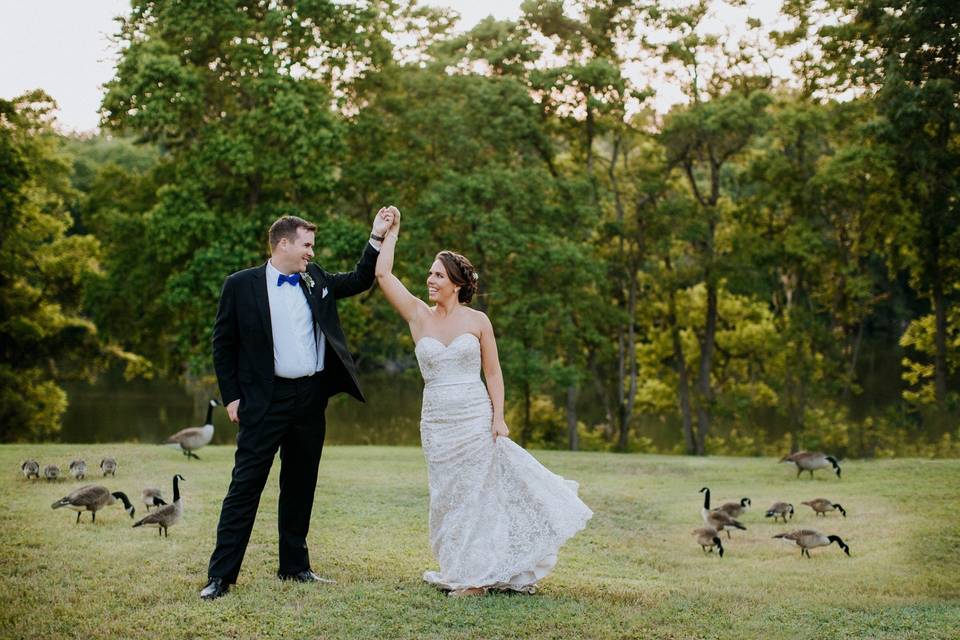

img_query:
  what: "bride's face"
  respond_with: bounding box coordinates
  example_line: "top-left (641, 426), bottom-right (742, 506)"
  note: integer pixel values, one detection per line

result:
top-left (427, 260), bottom-right (457, 302)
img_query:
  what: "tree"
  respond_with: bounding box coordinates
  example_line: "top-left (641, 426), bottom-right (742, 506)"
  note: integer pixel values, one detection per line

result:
top-left (821, 0), bottom-right (960, 415)
top-left (0, 92), bottom-right (142, 441)
top-left (100, 0), bottom-right (397, 375)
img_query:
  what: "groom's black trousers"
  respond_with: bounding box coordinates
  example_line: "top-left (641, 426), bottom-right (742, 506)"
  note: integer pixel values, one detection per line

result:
top-left (208, 373), bottom-right (329, 583)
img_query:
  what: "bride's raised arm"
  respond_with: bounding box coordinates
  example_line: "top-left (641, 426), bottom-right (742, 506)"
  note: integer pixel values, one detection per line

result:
top-left (375, 207), bottom-right (425, 323)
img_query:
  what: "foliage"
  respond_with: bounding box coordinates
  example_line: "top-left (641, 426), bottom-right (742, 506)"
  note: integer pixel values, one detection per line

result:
top-left (10, 0), bottom-right (958, 453)
top-left (0, 93), bottom-right (144, 441)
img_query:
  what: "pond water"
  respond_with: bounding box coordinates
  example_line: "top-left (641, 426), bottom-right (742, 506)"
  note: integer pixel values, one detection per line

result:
top-left (60, 371), bottom-right (426, 446)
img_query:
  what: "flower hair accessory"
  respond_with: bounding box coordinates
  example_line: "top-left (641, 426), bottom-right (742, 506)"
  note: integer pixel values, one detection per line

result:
top-left (472, 272), bottom-right (479, 282)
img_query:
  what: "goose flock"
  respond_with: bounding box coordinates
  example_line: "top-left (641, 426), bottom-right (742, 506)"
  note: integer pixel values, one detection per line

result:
top-left (19, 399), bottom-right (221, 538)
top-left (692, 451), bottom-right (852, 560)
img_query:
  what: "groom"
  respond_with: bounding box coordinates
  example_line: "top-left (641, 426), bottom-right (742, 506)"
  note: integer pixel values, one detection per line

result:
top-left (201, 210), bottom-right (394, 600)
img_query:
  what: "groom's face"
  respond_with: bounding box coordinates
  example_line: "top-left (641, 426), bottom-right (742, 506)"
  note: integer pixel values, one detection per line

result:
top-left (276, 227), bottom-right (315, 273)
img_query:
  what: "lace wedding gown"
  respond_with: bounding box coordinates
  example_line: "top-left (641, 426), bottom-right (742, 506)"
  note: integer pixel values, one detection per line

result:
top-left (416, 333), bottom-right (593, 592)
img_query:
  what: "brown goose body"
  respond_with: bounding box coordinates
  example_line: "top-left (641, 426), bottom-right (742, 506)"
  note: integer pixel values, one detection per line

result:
top-left (780, 451), bottom-right (842, 479)
top-left (133, 475), bottom-right (184, 537)
top-left (141, 487), bottom-right (166, 510)
top-left (802, 498), bottom-right (847, 517)
top-left (43, 464), bottom-right (60, 481)
top-left (716, 497), bottom-right (751, 518)
top-left (773, 529), bottom-right (850, 558)
top-left (700, 488), bottom-right (747, 538)
top-left (165, 400), bottom-right (218, 459)
top-left (765, 501), bottom-right (795, 523)
top-left (51, 485), bottom-right (135, 523)
top-left (692, 526), bottom-right (724, 557)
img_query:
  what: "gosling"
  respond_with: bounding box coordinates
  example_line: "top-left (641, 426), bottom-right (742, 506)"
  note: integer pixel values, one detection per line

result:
top-left (765, 502), bottom-right (795, 523)
top-left (21, 460), bottom-right (40, 480)
top-left (692, 526), bottom-right (724, 557)
top-left (51, 485), bottom-right (136, 523)
top-left (780, 451), bottom-right (842, 479)
top-left (802, 498), bottom-right (847, 517)
top-left (100, 457), bottom-right (117, 477)
top-left (773, 529), bottom-right (850, 558)
top-left (69, 459), bottom-right (87, 480)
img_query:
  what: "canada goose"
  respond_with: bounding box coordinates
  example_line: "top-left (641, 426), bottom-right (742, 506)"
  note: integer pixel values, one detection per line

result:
top-left (700, 487), bottom-right (747, 538)
top-left (141, 487), bottom-right (167, 511)
top-left (51, 485), bottom-right (135, 523)
top-left (716, 497), bottom-right (751, 518)
top-left (773, 529), bottom-right (850, 558)
top-left (802, 498), bottom-right (847, 517)
top-left (765, 502), bottom-right (795, 523)
top-left (100, 457), bottom-right (117, 476)
top-left (133, 474), bottom-right (184, 537)
top-left (780, 451), bottom-right (841, 479)
top-left (43, 464), bottom-right (60, 481)
top-left (692, 526), bottom-right (724, 557)
top-left (21, 460), bottom-right (40, 480)
top-left (165, 399), bottom-right (219, 459)
top-left (69, 459), bottom-right (87, 480)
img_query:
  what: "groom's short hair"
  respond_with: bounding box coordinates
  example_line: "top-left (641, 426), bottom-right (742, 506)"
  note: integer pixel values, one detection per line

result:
top-left (269, 216), bottom-right (317, 249)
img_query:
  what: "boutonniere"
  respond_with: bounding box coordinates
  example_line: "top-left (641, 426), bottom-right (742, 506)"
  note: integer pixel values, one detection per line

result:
top-left (300, 271), bottom-right (315, 291)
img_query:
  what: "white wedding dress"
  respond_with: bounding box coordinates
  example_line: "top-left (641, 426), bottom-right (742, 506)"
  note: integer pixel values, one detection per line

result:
top-left (415, 333), bottom-right (593, 592)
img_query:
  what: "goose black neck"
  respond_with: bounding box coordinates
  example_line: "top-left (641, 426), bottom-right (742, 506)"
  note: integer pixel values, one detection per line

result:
top-left (111, 491), bottom-right (132, 509)
top-left (173, 475), bottom-right (181, 502)
top-left (701, 488), bottom-right (710, 510)
top-left (741, 498), bottom-right (749, 507)
top-left (204, 402), bottom-right (215, 425)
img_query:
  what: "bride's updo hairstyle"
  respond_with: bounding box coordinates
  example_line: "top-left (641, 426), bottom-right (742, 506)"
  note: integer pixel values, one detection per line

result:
top-left (436, 251), bottom-right (479, 304)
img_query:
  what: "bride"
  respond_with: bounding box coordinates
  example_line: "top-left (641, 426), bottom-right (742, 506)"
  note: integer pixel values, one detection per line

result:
top-left (374, 206), bottom-right (592, 597)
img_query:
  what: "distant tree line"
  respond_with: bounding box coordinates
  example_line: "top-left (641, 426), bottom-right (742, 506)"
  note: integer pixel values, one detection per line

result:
top-left (2, 0), bottom-right (957, 455)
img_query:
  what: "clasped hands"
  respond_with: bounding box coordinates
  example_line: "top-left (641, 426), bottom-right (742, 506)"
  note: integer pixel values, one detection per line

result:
top-left (373, 205), bottom-right (401, 238)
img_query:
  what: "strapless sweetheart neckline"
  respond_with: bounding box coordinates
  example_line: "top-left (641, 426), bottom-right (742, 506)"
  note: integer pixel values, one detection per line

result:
top-left (415, 333), bottom-right (479, 349)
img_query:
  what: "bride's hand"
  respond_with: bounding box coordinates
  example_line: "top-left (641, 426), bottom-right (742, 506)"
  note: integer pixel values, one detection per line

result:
top-left (492, 419), bottom-right (509, 441)
top-left (386, 205), bottom-right (401, 232)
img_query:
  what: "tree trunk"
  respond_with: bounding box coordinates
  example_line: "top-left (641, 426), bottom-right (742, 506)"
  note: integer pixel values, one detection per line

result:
top-left (695, 276), bottom-right (717, 456)
top-left (566, 383), bottom-right (579, 451)
top-left (520, 381), bottom-right (531, 448)
top-left (932, 275), bottom-right (948, 407)
top-left (668, 286), bottom-right (697, 454)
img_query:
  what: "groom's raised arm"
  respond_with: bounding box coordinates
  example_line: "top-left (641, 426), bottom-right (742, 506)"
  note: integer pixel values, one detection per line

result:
top-left (322, 242), bottom-right (380, 300)
top-left (212, 275), bottom-right (241, 407)
top-left (323, 209), bottom-right (394, 299)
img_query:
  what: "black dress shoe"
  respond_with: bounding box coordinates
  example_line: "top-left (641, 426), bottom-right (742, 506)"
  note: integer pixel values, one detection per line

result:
top-left (277, 570), bottom-right (336, 584)
top-left (200, 577), bottom-right (230, 600)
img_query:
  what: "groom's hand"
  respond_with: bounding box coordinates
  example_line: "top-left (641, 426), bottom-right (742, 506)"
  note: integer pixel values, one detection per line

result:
top-left (226, 399), bottom-right (240, 424)
top-left (372, 207), bottom-right (394, 237)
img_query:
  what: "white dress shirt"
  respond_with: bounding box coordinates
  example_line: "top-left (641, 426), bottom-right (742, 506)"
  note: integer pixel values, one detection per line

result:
top-left (266, 260), bottom-right (325, 378)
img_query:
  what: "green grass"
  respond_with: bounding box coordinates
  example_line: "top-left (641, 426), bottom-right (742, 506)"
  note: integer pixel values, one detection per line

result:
top-left (1, 444), bottom-right (958, 639)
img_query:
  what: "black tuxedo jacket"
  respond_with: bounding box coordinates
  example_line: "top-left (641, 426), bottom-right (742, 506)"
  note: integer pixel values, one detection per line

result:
top-left (212, 243), bottom-right (379, 425)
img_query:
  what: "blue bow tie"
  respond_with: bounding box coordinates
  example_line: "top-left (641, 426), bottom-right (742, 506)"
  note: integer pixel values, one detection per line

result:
top-left (277, 273), bottom-right (301, 287)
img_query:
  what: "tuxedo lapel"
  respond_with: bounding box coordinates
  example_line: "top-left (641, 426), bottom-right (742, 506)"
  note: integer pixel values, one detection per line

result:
top-left (251, 263), bottom-right (273, 348)
top-left (299, 268), bottom-right (323, 326)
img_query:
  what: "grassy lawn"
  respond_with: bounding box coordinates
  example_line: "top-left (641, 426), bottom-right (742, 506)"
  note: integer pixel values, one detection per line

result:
top-left (1, 443), bottom-right (958, 639)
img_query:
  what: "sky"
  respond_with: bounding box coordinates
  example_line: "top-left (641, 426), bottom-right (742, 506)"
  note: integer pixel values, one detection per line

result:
top-left (0, 0), bottom-right (785, 133)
